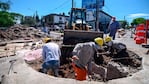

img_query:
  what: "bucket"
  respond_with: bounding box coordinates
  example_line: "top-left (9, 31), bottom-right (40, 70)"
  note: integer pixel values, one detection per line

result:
top-left (72, 63), bottom-right (87, 81)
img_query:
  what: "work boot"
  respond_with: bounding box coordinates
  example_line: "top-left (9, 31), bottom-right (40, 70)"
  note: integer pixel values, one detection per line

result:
top-left (53, 69), bottom-right (59, 77)
top-left (39, 68), bottom-right (48, 74)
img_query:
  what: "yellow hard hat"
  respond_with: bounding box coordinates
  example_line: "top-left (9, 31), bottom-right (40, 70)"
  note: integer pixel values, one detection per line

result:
top-left (44, 37), bottom-right (51, 43)
top-left (94, 37), bottom-right (103, 46)
top-left (105, 36), bottom-right (112, 42)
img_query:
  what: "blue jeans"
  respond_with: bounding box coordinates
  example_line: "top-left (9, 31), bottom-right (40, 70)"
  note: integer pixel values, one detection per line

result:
top-left (42, 60), bottom-right (60, 77)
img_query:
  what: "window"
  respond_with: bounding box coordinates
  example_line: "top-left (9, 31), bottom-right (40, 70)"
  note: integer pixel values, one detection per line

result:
top-left (59, 17), bottom-right (62, 20)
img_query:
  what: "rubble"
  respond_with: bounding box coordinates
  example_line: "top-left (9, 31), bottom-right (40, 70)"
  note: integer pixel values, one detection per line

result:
top-left (0, 25), bottom-right (49, 41)
top-left (106, 62), bottom-right (129, 80)
top-left (26, 49), bottom-right (142, 82)
top-left (117, 29), bottom-right (126, 38)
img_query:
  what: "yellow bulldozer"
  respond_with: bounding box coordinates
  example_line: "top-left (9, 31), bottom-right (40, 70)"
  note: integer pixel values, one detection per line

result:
top-left (65, 8), bottom-right (90, 31)
top-left (64, 7), bottom-right (103, 44)
top-left (61, 8), bottom-right (104, 64)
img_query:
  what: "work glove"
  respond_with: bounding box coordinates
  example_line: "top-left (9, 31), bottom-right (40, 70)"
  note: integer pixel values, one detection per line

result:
top-left (71, 55), bottom-right (79, 62)
top-left (103, 46), bottom-right (108, 49)
top-left (106, 51), bottom-right (111, 55)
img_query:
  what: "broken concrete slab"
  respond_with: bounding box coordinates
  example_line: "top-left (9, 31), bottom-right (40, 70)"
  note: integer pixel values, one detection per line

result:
top-left (106, 62), bottom-right (128, 80)
top-left (92, 62), bottom-right (107, 80)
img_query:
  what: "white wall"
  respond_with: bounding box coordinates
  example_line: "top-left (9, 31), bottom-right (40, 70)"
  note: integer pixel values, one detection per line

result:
top-left (53, 15), bottom-right (66, 23)
top-left (86, 10), bottom-right (111, 23)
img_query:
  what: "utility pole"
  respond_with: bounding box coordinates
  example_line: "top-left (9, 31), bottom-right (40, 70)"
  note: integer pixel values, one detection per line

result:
top-left (96, 0), bottom-right (100, 31)
top-left (72, 0), bottom-right (74, 8)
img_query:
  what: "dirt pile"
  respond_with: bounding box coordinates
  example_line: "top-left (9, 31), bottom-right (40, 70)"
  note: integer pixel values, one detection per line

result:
top-left (0, 25), bottom-right (48, 41)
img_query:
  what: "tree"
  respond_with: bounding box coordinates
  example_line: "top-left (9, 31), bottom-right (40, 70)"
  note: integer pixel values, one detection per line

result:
top-left (0, 11), bottom-right (14, 27)
top-left (0, 1), bottom-right (10, 11)
top-left (119, 20), bottom-right (128, 29)
top-left (62, 12), bottom-right (65, 16)
top-left (0, 1), bottom-right (24, 27)
top-left (0, 11), bottom-right (23, 27)
top-left (21, 16), bottom-right (36, 26)
top-left (131, 18), bottom-right (146, 25)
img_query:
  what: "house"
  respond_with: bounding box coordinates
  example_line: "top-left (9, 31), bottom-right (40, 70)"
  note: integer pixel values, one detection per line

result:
top-left (82, 0), bottom-right (112, 33)
top-left (42, 14), bottom-right (69, 29)
top-left (86, 10), bottom-right (112, 33)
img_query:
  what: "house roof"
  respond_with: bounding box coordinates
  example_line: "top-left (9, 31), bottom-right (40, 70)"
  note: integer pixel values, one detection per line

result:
top-left (100, 10), bottom-right (112, 18)
top-left (44, 10), bottom-right (112, 18)
top-left (45, 13), bottom-right (69, 17)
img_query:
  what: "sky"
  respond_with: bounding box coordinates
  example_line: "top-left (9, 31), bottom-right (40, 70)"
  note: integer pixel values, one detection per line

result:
top-left (3, 0), bottom-right (149, 24)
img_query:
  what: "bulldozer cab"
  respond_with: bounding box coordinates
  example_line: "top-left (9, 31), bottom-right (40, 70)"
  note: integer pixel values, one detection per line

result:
top-left (66, 8), bottom-right (89, 30)
top-left (71, 8), bottom-right (86, 24)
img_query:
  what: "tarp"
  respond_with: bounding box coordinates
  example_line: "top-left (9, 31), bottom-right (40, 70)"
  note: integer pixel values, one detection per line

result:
top-left (24, 49), bottom-right (42, 61)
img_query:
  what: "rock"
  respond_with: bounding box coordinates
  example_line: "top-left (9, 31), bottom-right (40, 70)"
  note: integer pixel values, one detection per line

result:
top-left (106, 62), bottom-right (128, 80)
top-left (92, 62), bottom-right (107, 79)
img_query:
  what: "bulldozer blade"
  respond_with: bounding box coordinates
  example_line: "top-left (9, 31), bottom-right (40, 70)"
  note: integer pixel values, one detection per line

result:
top-left (63, 30), bottom-right (103, 45)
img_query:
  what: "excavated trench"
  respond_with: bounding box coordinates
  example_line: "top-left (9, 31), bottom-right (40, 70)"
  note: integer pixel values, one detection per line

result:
top-left (0, 25), bottom-right (142, 82)
top-left (26, 48), bottom-right (142, 82)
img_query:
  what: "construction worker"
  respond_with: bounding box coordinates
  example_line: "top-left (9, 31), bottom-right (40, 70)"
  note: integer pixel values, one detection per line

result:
top-left (108, 17), bottom-right (120, 40)
top-left (104, 36), bottom-right (127, 57)
top-left (71, 37), bottom-right (104, 81)
top-left (41, 38), bottom-right (61, 77)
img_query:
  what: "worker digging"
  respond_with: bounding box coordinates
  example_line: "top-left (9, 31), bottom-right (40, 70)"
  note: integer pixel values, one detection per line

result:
top-left (40, 38), bottom-right (61, 77)
top-left (104, 36), bottom-right (127, 57)
top-left (71, 37), bottom-right (105, 81)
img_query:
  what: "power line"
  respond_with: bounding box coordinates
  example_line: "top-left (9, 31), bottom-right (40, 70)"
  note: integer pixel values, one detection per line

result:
top-left (56, 1), bottom-right (71, 11)
top-left (49, 0), bottom-right (70, 11)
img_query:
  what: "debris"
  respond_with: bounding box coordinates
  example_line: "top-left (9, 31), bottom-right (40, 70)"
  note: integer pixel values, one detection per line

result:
top-left (117, 29), bottom-right (126, 38)
top-left (106, 62), bottom-right (128, 80)
top-left (0, 24), bottom-right (49, 41)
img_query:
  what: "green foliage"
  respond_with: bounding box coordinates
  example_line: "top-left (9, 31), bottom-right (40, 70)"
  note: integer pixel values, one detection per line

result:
top-left (0, 11), bottom-right (23, 27)
top-left (35, 11), bottom-right (40, 22)
top-left (21, 11), bottom-right (40, 27)
top-left (0, 1), bottom-right (13, 27)
top-left (132, 18), bottom-right (146, 25)
top-left (10, 12), bottom-right (23, 18)
top-left (0, 1), bottom-right (10, 11)
top-left (0, 11), bottom-right (14, 27)
top-left (21, 16), bottom-right (36, 26)
top-left (0, 1), bottom-right (24, 27)
top-left (119, 20), bottom-right (128, 29)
